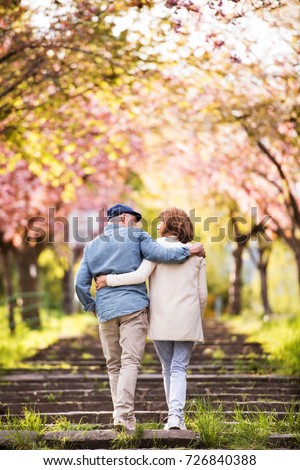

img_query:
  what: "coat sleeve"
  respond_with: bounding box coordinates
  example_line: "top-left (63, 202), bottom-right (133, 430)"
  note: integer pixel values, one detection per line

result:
top-left (198, 258), bottom-right (208, 317)
top-left (139, 231), bottom-right (190, 263)
top-left (106, 259), bottom-right (156, 286)
top-left (74, 246), bottom-right (96, 312)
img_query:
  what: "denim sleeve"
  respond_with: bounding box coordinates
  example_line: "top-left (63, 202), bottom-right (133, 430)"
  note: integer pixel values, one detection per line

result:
top-left (74, 247), bottom-right (96, 312)
top-left (139, 231), bottom-right (190, 263)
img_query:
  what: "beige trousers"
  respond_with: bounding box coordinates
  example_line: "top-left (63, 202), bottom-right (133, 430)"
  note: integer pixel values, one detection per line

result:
top-left (99, 308), bottom-right (148, 422)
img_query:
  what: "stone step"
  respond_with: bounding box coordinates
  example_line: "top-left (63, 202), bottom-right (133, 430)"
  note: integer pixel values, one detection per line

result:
top-left (0, 429), bottom-right (298, 450)
top-left (1, 381), bottom-right (299, 394)
top-left (2, 399), bottom-right (298, 415)
top-left (4, 364), bottom-right (272, 375)
top-left (16, 357), bottom-right (271, 367)
top-left (1, 318), bottom-right (298, 450)
top-left (1, 410), bottom-right (298, 425)
top-left (0, 429), bottom-right (196, 450)
top-left (1, 391), bottom-right (297, 402)
top-left (30, 350), bottom-right (249, 361)
top-left (28, 351), bottom-right (263, 362)
top-left (0, 400), bottom-right (300, 415)
top-left (2, 372), bottom-right (299, 383)
top-left (25, 348), bottom-right (266, 363)
top-left (26, 338), bottom-right (265, 358)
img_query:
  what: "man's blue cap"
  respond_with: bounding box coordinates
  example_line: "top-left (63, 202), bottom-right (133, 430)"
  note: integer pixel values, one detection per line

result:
top-left (107, 204), bottom-right (142, 222)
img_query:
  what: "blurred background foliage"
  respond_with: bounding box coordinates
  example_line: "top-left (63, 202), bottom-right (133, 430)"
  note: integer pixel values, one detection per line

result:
top-left (0, 0), bottom-right (299, 372)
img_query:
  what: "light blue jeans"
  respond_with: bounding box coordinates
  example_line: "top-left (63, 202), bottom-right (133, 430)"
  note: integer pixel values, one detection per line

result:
top-left (153, 340), bottom-right (194, 420)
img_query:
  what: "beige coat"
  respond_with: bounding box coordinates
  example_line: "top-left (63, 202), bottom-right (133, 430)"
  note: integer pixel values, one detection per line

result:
top-left (106, 237), bottom-right (207, 342)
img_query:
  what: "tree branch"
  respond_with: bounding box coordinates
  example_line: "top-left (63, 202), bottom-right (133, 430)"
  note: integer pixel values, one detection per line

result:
top-left (257, 139), bottom-right (300, 229)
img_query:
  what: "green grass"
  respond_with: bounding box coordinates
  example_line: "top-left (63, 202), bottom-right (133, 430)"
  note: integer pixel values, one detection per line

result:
top-left (110, 424), bottom-right (144, 449)
top-left (44, 391), bottom-right (62, 403)
top-left (212, 348), bottom-right (225, 360)
top-left (1, 309), bottom-right (299, 449)
top-left (0, 408), bottom-right (164, 450)
top-left (228, 409), bottom-right (277, 450)
top-left (97, 381), bottom-right (109, 390)
top-left (186, 398), bottom-right (300, 449)
top-left (186, 398), bottom-right (227, 448)
top-left (0, 407), bottom-right (47, 433)
top-left (1, 403), bottom-right (299, 449)
top-left (0, 409), bottom-right (105, 449)
top-left (0, 307), bottom-right (97, 370)
top-left (225, 312), bottom-right (300, 376)
top-left (0, 408), bottom-right (49, 450)
top-left (234, 353), bottom-right (273, 374)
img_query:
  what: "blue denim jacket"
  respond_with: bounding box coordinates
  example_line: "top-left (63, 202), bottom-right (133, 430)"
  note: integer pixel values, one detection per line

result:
top-left (75, 225), bottom-right (190, 322)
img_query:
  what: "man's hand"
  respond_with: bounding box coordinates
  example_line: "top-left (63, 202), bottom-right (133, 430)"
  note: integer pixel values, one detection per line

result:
top-left (189, 243), bottom-right (206, 258)
top-left (95, 275), bottom-right (108, 290)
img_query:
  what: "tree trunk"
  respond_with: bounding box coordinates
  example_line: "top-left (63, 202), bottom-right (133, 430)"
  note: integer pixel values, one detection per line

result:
top-left (296, 252), bottom-right (300, 301)
top-left (257, 245), bottom-right (273, 319)
top-left (1, 247), bottom-right (16, 334)
top-left (228, 243), bottom-right (244, 315)
top-left (275, 225), bottom-right (300, 304)
top-left (62, 264), bottom-right (74, 314)
top-left (283, 237), bottom-right (300, 303)
top-left (14, 244), bottom-right (42, 329)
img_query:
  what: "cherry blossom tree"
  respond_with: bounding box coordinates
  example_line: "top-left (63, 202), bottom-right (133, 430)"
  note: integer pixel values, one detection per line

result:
top-left (0, 0), bottom-right (159, 329)
top-left (1, 0), bottom-right (299, 329)
top-left (0, 90), bottom-right (145, 329)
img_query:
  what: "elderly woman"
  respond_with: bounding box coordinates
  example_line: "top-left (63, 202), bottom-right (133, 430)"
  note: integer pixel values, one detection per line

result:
top-left (96, 207), bottom-right (207, 430)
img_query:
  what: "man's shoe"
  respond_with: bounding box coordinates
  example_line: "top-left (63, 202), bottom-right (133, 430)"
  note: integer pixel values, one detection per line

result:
top-left (114, 417), bottom-right (136, 432)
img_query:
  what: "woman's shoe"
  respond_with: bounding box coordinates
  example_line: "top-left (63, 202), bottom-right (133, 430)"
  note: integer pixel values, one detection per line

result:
top-left (164, 416), bottom-right (187, 430)
top-left (166, 415), bottom-right (181, 430)
top-left (180, 421), bottom-right (187, 430)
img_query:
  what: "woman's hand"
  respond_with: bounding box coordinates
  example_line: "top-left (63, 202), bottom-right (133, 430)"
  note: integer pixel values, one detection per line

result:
top-left (95, 275), bottom-right (107, 290)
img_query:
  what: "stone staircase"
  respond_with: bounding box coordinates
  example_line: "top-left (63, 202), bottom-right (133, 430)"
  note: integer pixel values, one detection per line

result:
top-left (0, 318), bottom-right (299, 449)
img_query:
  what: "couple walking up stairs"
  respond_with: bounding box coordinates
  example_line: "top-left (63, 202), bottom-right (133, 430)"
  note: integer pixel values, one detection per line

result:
top-left (0, 318), bottom-right (299, 449)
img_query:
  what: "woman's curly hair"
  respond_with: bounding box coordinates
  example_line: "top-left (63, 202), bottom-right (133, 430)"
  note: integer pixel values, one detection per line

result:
top-left (159, 207), bottom-right (194, 244)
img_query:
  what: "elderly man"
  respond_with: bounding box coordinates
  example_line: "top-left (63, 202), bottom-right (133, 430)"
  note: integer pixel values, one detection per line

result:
top-left (75, 203), bottom-right (205, 432)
